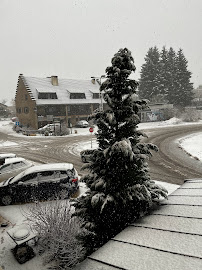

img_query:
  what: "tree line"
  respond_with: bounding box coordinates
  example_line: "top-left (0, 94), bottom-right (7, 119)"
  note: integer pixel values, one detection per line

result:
top-left (138, 46), bottom-right (193, 108)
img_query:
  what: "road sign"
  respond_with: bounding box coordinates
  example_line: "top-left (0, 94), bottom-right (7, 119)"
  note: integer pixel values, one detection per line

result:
top-left (15, 121), bottom-right (20, 126)
top-left (89, 127), bottom-right (93, 133)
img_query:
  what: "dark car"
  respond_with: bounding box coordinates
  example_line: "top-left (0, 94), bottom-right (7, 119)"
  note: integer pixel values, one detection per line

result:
top-left (0, 163), bottom-right (79, 206)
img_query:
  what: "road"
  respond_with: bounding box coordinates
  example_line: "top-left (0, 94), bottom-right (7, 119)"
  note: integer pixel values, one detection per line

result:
top-left (144, 124), bottom-right (202, 185)
top-left (1, 124), bottom-right (202, 186)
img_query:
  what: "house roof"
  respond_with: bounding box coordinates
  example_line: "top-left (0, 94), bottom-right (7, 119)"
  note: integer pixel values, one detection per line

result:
top-left (74, 179), bottom-right (202, 270)
top-left (19, 74), bottom-right (103, 105)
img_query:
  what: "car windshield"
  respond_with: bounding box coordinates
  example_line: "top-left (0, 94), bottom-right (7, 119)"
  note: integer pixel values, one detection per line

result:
top-left (0, 164), bottom-right (10, 172)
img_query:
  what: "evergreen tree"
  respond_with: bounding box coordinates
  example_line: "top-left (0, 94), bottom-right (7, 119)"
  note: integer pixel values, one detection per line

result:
top-left (73, 48), bottom-right (167, 256)
top-left (158, 46), bottom-right (169, 102)
top-left (166, 47), bottom-right (178, 105)
top-left (138, 46), bottom-right (161, 102)
top-left (174, 48), bottom-right (193, 107)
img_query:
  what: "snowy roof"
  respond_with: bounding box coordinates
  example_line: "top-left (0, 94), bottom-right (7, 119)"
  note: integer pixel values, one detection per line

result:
top-left (74, 179), bottom-right (202, 270)
top-left (20, 75), bottom-right (102, 105)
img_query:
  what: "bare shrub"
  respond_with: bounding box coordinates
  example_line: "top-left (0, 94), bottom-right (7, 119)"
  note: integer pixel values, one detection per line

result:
top-left (60, 125), bottom-right (70, 136)
top-left (53, 125), bottom-right (70, 136)
top-left (162, 108), bottom-right (178, 120)
top-left (180, 108), bottom-right (201, 122)
top-left (24, 200), bottom-right (86, 269)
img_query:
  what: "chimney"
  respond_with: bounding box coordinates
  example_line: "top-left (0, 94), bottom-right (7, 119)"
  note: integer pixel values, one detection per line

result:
top-left (51, 75), bottom-right (58, 86)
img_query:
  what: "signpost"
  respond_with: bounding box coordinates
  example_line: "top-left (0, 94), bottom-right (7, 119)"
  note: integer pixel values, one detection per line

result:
top-left (89, 127), bottom-right (94, 148)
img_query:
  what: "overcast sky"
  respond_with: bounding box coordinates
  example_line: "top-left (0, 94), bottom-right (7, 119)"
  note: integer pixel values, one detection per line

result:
top-left (1, 0), bottom-right (202, 105)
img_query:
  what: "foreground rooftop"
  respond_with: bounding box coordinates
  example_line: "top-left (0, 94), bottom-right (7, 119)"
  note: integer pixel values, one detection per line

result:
top-left (74, 179), bottom-right (202, 270)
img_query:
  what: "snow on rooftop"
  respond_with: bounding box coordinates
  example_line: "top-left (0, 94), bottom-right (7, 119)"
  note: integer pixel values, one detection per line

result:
top-left (23, 76), bottom-right (101, 105)
top-left (74, 180), bottom-right (202, 270)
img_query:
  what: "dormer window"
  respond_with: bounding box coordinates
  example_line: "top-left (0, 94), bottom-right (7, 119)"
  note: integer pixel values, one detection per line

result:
top-left (70, 93), bottom-right (86, 99)
top-left (38, 92), bottom-right (58, 99)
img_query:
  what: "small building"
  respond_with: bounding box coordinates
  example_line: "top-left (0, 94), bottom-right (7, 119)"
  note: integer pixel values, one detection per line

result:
top-left (0, 103), bottom-right (10, 118)
top-left (139, 103), bottom-right (173, 122)
top-left (15, 74), bottom-right (105, 129)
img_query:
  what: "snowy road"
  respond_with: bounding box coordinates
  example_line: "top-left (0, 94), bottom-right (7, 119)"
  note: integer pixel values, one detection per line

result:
top-left (144, 124), bottom-right (202, 184)
top-left (1, 122), bottom-right (202, 185)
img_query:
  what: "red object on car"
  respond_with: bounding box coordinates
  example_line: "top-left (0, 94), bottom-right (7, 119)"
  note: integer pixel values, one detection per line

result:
top-left (72, 178), bottom-right (78, 183)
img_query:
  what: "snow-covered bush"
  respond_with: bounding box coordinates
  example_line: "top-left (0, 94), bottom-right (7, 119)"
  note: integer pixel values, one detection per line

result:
top-left (25, 200), bottom-right (87, 269)
top-left (60, 125), bottom-right (70, 136)
top-left (163, 108), bottom-right (178, 120)
top-left (180, 108), bottom-right (201, 122)
top-left (73, 48), bottom-right (168, 256)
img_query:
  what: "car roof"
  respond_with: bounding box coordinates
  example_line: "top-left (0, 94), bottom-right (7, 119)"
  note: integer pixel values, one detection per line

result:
top-left (3, 157), bottom-right (26, 165)
top-left (10, 163), bottom-right (74, 184)
top-left (0, 153), bottom-right (16, 159)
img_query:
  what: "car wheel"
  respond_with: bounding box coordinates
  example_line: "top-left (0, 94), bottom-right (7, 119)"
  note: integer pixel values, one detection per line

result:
top-left (1, 195), bottom-right (12, 206)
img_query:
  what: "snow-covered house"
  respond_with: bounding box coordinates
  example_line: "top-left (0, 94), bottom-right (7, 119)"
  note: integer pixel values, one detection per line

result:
top-left (15, 74), bottom-right (104, 129)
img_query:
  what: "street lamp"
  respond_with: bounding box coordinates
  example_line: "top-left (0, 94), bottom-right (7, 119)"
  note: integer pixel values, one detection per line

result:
top-left (91, 75), bottom-right (106, 110)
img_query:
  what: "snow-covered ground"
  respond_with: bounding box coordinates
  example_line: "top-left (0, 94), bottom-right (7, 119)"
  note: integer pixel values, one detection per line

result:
top-left (0, 118), bottom-right (202, 270)
top-left (178, 133), bottom-right (202, 162)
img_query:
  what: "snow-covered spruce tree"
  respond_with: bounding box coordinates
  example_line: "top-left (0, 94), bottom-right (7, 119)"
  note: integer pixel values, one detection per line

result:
top-left (138, 46), bottom-right (161, 102)
top-left (165, 47), bottom-right (178, 105)
top-left (73, 48), bottom-right (168, 256)
top-left (174, 48), bottom-right (193, 108)
top-left (158, 46), bottom-right (169, 102)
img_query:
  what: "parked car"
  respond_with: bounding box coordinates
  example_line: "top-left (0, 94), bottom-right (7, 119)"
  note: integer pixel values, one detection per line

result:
top-left (0, 153), bottom-right (16, 165)
top-left (38, 123), bottom-right (60, 133)
top-left (0, 157), bottom-right (33, 182)
top-left (80, 149), bottom-right (94, 163)
top-left (75, 120), bottom-right (89, 128)
top-left (0, 163), bottom-right (79, 205)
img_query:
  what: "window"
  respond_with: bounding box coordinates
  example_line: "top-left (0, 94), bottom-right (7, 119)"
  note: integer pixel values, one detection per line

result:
top-left (93, 93), bottom-right (100, 99)
top-left (70, 93), bottom-right (86, 99)
top-left (17, 108), bottom-right (21, 114)
top-left (45, 105), bottom-right (66, 116)
top-left (38, 92), bottom-right (58, 99)
top-left (25, 94), bottom-right (28, 100)
top-left (19, 173), bottom-right (38, 184)
top-left (39, 171), bottom-right (55, 182)
top-left (24, 107), bottom-right (29, 114)
top-left (0, 164), bottom-right (11, 173)
top-left (13, 161), bottom-right (24, 169)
